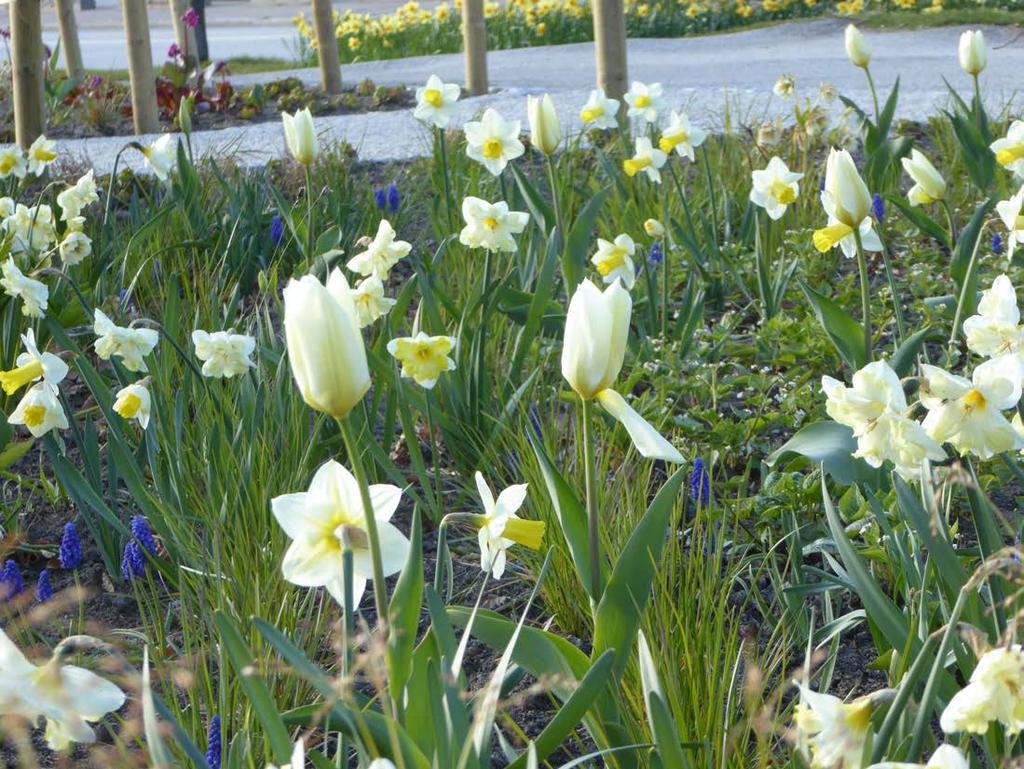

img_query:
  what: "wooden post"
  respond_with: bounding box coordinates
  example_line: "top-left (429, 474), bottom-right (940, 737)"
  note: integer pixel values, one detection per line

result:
top-left (311, 0), bottom-right (342, 94)
top-left (169, 0), bottom-right (199, 68)
top-left (54, 0), bottom-right (85, 78)
top-left (120, 0), bottom-right (160, 134)
top-left (10, 0), bottom-right (45, 149)
top-left (462, 0), bottom-right (488, 95)
top-left (592, 0), bottom-right (627, 102)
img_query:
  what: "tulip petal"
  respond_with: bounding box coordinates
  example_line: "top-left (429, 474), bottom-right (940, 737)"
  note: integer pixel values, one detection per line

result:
top-left (595, 389), bottom-right (683, 463)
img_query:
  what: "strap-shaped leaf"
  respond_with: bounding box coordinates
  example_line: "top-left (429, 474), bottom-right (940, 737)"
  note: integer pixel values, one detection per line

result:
top-left (388, 507), bottom-right (424, 705)
top-left (799, 278), bottom-right (866, 371)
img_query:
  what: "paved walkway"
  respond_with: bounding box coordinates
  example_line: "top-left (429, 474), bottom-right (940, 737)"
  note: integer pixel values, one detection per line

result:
top-left (21, 19), bottom-right (1024, 175)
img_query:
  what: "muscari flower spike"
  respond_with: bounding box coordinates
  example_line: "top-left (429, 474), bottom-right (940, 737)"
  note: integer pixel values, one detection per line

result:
top-left (2, 559), bottom-right (25, 601)
top-left (871, 193), bottom-right (885, 223)
top-left (270, 215), bottom-right (284, 248)
top-left (387, 183), bottom-right (400, 213)
top-left (649, 242), bottom-right (664, 264)
top-left (206, 715), bottom-right (222, 769)
top-left (36, 569), bottom-right (53, 603)
top-left (59, 522), bottom-right (82, 570)
top-left (993, 232), bottom-right (1005, 256)
top-left (374, 188), bottom-right (387, 211)
top-left (121, 540), bottom-right (145, 581)
top-left (528, 403), bottom-right (543, 440)
top-left (131, 516), bottom-right (157, 555)
top-left (691, 458), bottom-right (710, 505)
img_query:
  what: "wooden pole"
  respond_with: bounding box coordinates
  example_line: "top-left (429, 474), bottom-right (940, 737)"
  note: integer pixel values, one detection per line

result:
top-left (311, 0), bottom-right (342, 95)
top-left (592, 0), bottom-right (627, 102)
top-left (169, 0), bottom-right (199, 68)
top-left (120, 0), bottom-right (159, 134)
top-left (462, 0), bottom-right (488, 95)
top-left (54, 0), bottom-right (84, 78)
top-left (10, 0), bottom-right (45, 149)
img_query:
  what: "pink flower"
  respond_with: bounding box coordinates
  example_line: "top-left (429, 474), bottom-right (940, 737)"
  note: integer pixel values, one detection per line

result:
top-left (167, 42), bottom-right (182, 59)
top-left (182, 7), bottom-right (198, 28)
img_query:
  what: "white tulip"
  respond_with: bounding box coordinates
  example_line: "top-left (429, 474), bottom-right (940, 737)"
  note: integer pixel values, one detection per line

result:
top-left (844, 24), bottom-right (871, 69)
top-left (281, 108), bottom-right (318, 166)
top-left (958, 30), bottom-right (987, 76)
top-left (527, 93), bottom-right (561, 156)
top-left (901, 149), bottom-right (946, 206)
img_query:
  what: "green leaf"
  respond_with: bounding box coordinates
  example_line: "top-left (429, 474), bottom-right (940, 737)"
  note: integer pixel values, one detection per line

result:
top-left (592, 467), bottom-right (686, 680)
top-left (888, 197), bottom-right (950, 248)
top-left (511, 163), bottom-right (555, 233)
top-left (388, 507), bottom-right (423, 705)
top-left (565, 186), bottom-right (611, 291)
top-left (799, 279), bottom-right (866, 371)
top-left (214, 612), bottom-right (294, 763)
top-left (893, 476), bottom-right (967, 601)
top-left (950, 199), bottom-right (996, 317)
top-left (528, 429), bottom-right (597, 599)
top-left (890, 326), bottom-right (938, 377)
top-left (766, 421), bottom-right (879, 487)
top-left (0, 438), bottom-right (33, 471)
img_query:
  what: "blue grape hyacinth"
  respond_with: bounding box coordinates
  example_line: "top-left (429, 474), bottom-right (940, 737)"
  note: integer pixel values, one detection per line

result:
top-left (60, 522), bottom-right (83, 570)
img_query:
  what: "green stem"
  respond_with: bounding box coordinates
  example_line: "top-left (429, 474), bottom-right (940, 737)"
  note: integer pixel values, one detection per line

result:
top-left (424, 391), bottom-right (442, 514)
top-left (700, 146), bottom-right (720, 253)
top-left (853, 229), bottom-right (873, 363)
top-left (546, 153), bottom-right (571, 292)
top-left (940, 199), bottom-right (958, 244)
top-left (668, 161), bottom-right (698, 247)
top-left (580, 397), bottom-right (601, 611)
top-left (864, 67), bottom-right (881, 126)
top-left (876, 230), bottom-right (907, 344)
top-left (337, 418), bottom-right (389, 633)
top-left (661, 238), bottom-right (669, 338)
top-left (437, 128), bottom-right (454, 231)
top-left (304, 165), bottom-right (315, 264)
top-left (949, 223), bottom-right (987, 346)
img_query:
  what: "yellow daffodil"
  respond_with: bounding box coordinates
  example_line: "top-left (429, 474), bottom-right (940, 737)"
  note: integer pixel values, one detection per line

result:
top-left (464, 108), bottom-right (525, 176)
top-left (591, 234), bottom-right (637, 289)
top-left (113, 382), bottom-right (152, 429)
top-left (991, 121), bottom-right (1024, 179)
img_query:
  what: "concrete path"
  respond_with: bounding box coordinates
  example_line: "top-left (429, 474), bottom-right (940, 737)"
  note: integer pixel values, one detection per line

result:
top-left (19, 19), bottom-right (1024, 176)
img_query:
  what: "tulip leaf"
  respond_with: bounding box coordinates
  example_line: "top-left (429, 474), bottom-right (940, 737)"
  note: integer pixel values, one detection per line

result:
top-left (950, 198), bottom-right (996, 320)
top-left (798, 278), bottom-right (866, 371)
top-left (565, 185), bottom-right (612, 291)
top-left (592, 466), bottom-right (686, 681)
top-left (890, 325), bottom-right (938, 377)
top-left (0, 438), bottom-right (32, 471)
top-left (892, 476), bottom-right (966, 602)
top-left (214, 612), bottom-right (294, 764)
top-left (388, 507), bottom-right (423, 706)
top-left (528, 429), bottom-right (598, 599)
top-left (766, 421), bottom-right (880, 487)
top-left (510, 163), bottom-right (555, 233)
top-left (888, 197), bottom-right (950, 248)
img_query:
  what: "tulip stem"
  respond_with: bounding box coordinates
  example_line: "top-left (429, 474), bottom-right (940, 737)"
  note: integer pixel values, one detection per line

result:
top-left (338, 417), bottom-right (390, 637)
top-left (546, 153), bottom-right (570, 291)
top-left (437, 127), bottom-right (454, 230)
top-left (424, 390), bottom-right (442, 513)
top-left (864, 67), bottom-right (881, 126)
top-left (949, 222), bottom-right (987, 346)
top-left (853, 229), bottom-right (873, 363)
top-left (304, 166), bottom-right (315, 264)
top-left (580, 397), bottom-right (602, 608)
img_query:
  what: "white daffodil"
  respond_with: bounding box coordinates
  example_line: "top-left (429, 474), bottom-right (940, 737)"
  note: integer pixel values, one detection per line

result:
top-left (963, 274), bottom-right (1024, 362)
top-left (56, 170), bottom-right (99, 222)
top-left (192, 329), bottom-right (256, 378)
top-left (351, 275), bottom-right (397, 327)
top-left (814, 148), bottom-right (881, 258)
top-left (996, 186), bottom-right (1024, 259)
top-left (0, 629), bottom-right (126, 751)
top-left (5, 203), bottom-right (57, 255)
top-left (1, 258), bottom-right (49, 318)
top-left (113, 382), bottom-right (152, 429)
top-left (140, 134), bottom-right (177, 181)
top-left (921, 361), bottom-right (1023, 459)
top-left (26, 135), bottom-right (58, 176)
top-left (270, 460), bottom-right (409, 609)
top-left (562, 279), bottom-right (683, 462)
top-left (793, 683), bottom-right (883, 769)
top-left (0, 196), bottom-right (14, 218)
top-left (346, 219), bottom-right (411, 280)
top-left (658, 111), bottom-right (706, 162)
top-left (579, 88), bottom-right (620, 129)
top-left (940, 645), bottom-right (1024, 735)
top-left (0, 146), bottom-right (27, 179)
top-left (267, 739), bottom-right (305, 769)
top-left (624, 81), bottom-right (665, 124)
top-left (623, 137), bottom-right (667, 183)
top-left (857, 412), bottom-right (946, 480)
top-left (644, 218), bottom-right (665, 238)
top-left (992, 120), bottom-right (1024, 179)
top-left (93, 309), bottom-right (160, 373)
top-left (387, 332), bottom-right (457, 389)
top-left (459, 197), bottom-right (530, 252)
top-left (464, 108), bottom-right (525, 176)
top-left (413, 74), bottom-right (461, 128)
top-left (282, 108), bottom-right (318, 166)
top-left (59, 230), bottom-right (92, 266)
top-left (901, 149), bottom-right (946, 206)
top-left (591, 233), bottom-right (637, 289)
top-left (8, 382), bottom-right (68, 437)
top-left (867, 744), bottom-right (968, 769)
top-left (750, 157), bottom-right (803, 220)
top-left (473, 471), bottom-right (543, 579)
top-left (0, 328), bottom-right (69, 396)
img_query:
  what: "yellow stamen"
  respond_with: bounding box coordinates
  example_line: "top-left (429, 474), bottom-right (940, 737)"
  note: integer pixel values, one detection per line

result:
top-left (482, 139), bottom-right (503, 160)
top-left (634, 94), bottom-right (651, 109)
top-left (32, 149), bottom-right (57, 163)
top-left (595, 248), bottom-right (627, 276)
top-left (502, 518), bottom-right (546, 550)
top-left (964, 389), bottom-right (987, 410)
top-left (623, 157), bottom-right (652, 177)
top-left (23, 404), bottom-right (47, 428)
top-left (0, 360), bottom-right (43, 395)
top-left (580, 106), bottom-right (604, 124)
top-left (114, 393), bottom-right (142, 420)
top-left (769, 179), bottom-right (796, 205)
top-left (812, 222), bottom-right (854, 253)
top-left (996, 144), bottom-right (1024, 167)
top-left (483, 217), bottom-right (499, 231)
top-left (423, 88), bottom-right (443, 108)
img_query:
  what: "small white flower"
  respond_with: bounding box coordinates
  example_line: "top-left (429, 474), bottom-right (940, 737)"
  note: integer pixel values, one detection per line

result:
top-left (623, 137), bottom-right (667, 183)
top-left (26, 135), bottom-right (58, 176)
top-left (474, 471), bottom-right (537, 579)
top-left (59, 230), bottom-right (92, 266)
top-left (773, 75), bottom-right (796, 99)
top-left (413, 74), bottom-right (461, 129)
top-left (346, 219), bottom-right (411, 280)
top-left (4, 203), bottom-right (57, 255)
top-left (996, 186), bottom-right (1024, 259)
top-left (464, 108), bottom-right (525, 176)
top-left (140, 134), bottom-right (177, 181)
top-left (591, 233), bottom-right (637, 289)
top-left (0, 146), bottom-right (27, 180)
top-left (991, 120), bottom-right (1024, 179)
top-left (658, 111), bottom-right (706, 162)
top-left (0, 328), bottom-right (68, 396)
top-left (113, 382), bottom-right (152, 429)
top-left (351, 274), bottom-right (397, 327)
top-left (192, 329), bottom-right (256, 378)
top-left (940, 645), bottom-right (1024, 735)
top-left (963, 274), bottom-right (1024, 363)
top-left (459, 196), bottom-right (530, 252)
top-left (750, 156), bottom-right (803, 220)
top-left (624, 81), bottom-right (665, 124)
top-left (8, 382), bottom-right (68, 437)
top-left (579, 88), bottom-right (620, 129)
top-left (56, 170), bottom-right (99, 221)
top-left (93, 308), bottom-right (160, 373)
top-left (1, 258), bottom-right (49, 318)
